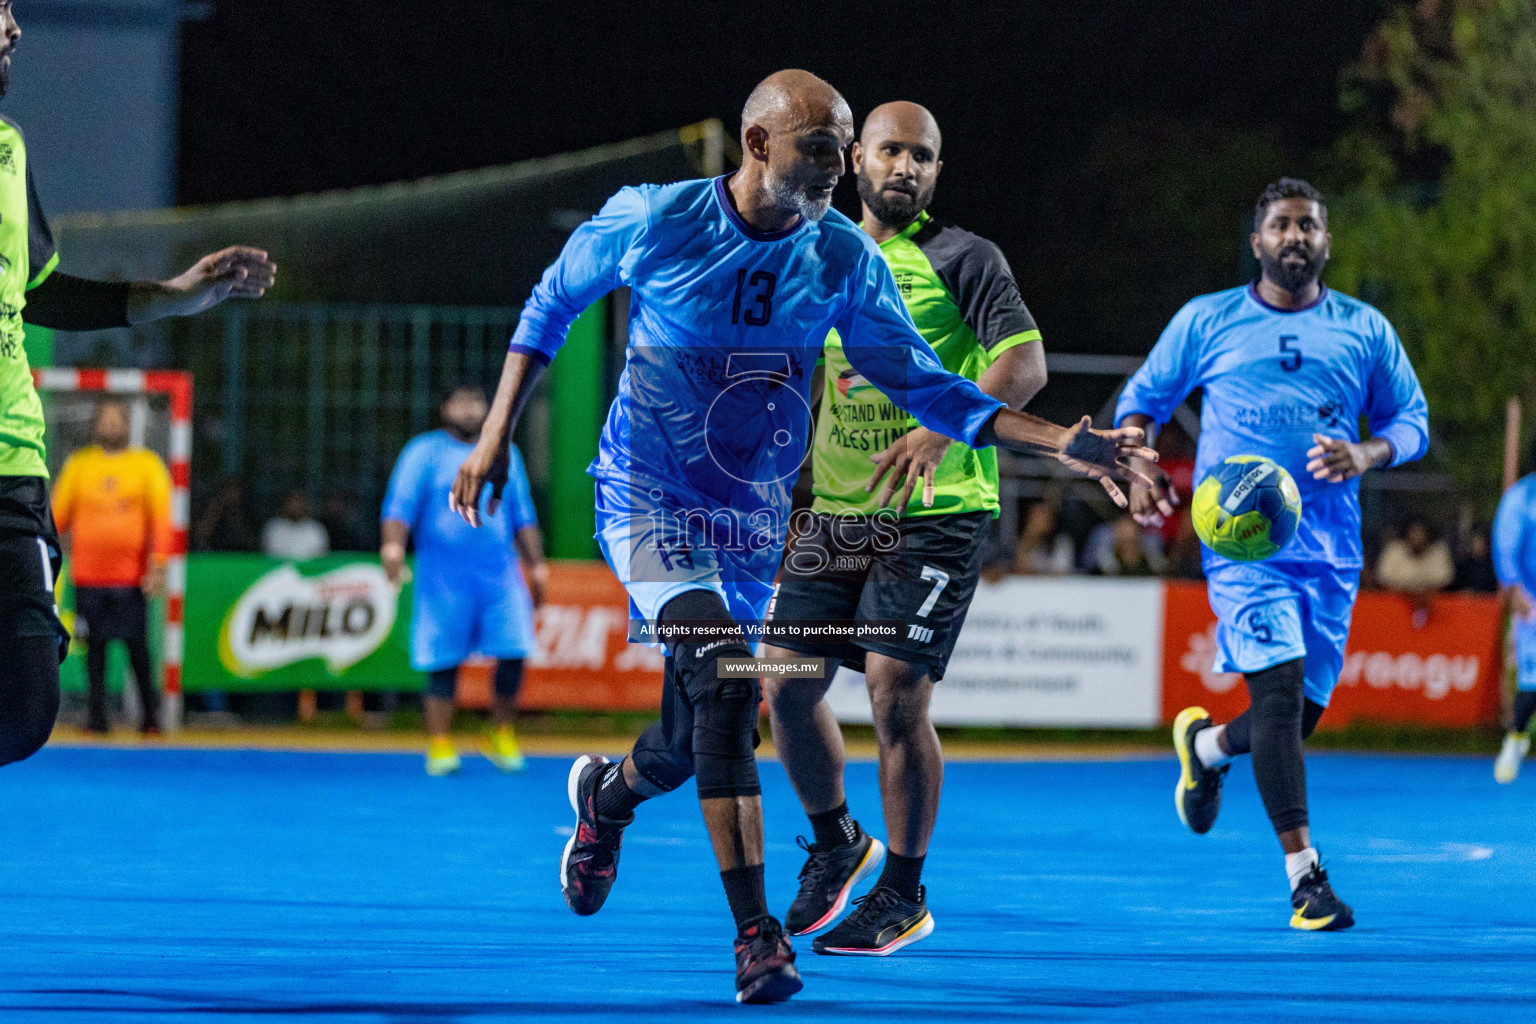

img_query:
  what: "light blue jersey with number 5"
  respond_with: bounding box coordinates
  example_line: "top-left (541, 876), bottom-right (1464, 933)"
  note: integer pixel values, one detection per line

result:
top-left (1116, 283), bottom-right (1429, 571)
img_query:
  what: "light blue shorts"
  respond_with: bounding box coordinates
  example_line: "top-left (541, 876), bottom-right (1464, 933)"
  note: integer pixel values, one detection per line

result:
top-left (1516, 618), bottom-right (1536, 693)
top-left (410, 567), bottom-right (535, 673)
top-left (1206, 560), bottom-right (1360, 707)
top-left (593, 479), bottom-right (775, 637)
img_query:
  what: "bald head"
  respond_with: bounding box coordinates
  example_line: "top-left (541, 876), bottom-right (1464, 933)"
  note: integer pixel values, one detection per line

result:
top-left (736, 69), bottom-right (853, 224)
top-left (860, 101), bottom-right (941, 154)
top-left (741, 69), bottom-right (852, 140)
top-left (853, 101), bottom-right (944, 232)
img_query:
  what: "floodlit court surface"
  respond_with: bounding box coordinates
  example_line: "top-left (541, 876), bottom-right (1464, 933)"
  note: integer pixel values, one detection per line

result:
top-left (2, 746), bottom-right (1533, 1022)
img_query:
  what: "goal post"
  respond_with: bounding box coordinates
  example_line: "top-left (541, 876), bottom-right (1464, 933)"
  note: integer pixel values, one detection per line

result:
top-left (33, 368), bottom-right (192, 731)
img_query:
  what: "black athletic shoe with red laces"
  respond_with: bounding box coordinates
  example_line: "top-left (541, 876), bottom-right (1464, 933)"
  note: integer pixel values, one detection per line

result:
top-left (560, 755), bottom-right (630, 916)
top-left (784, 831), bottom-right (886, 935)
top-left (734, 917), bottom-right (803, 1004)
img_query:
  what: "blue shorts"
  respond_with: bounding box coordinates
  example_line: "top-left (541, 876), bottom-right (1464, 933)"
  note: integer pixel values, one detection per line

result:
top-left (1205, 560), bottom-right (1360, 707)
top-left (593, 478), bottom-right (775, 640)
top-left (1516, 617), bottom-right (1536, 693)
top-left (410, 566), bottom-right (535, 673)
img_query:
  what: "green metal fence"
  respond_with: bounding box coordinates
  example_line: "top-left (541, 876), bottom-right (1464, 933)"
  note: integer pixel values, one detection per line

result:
top-left (163, 302), bottom-right (549, 551)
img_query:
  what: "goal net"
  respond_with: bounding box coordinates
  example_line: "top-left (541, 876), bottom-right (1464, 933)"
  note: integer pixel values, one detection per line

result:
top-left (34, 368), bottom-right (191, 730)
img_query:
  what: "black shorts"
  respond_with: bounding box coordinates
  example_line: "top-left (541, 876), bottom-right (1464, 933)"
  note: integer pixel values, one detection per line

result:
top-left (74, 586), bottom-right (149, 642)
top-left (766, 510), bottom-right (990, 680)
top-left (0, 475), bottom-right (67, 653)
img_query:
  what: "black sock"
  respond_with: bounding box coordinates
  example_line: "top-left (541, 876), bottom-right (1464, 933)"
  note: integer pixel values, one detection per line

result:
top-left (593, 762), bottom-right (644, 822)
top-left (808, 801), bottom-right (859, 849)
top-left (720, 864), bottom-right (769, 934)
top-left (876, 851), bottom-right (925, 903)
top-left (1515, 691), bottom-right (1536, 733)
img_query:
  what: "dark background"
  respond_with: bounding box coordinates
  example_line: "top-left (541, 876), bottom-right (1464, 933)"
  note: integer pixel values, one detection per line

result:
top-left (180, 0), bottom-right (1388, 355)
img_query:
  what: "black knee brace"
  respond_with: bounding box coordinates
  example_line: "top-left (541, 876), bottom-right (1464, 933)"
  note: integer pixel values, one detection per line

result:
top-left (1514, 691), bottom-right (1536, 734)
top-left (659, 589), bottom-right (760, 801)
top-left (425, 667), bottom-right (457, 699)
top-left (0, 636), bottom-right (61, 767)
top-left (1242, 659), bottom-right (1310, 834)
top-left (630, 658), bottom-right (698, 793)
top-left (682, 646), bottom-right (761, 800)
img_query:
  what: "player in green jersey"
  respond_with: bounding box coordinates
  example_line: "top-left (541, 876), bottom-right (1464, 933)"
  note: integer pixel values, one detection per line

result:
top-left (0, 1), bottom-right (275, 765)
top-left (762, 102), bottom-right (1050, 954)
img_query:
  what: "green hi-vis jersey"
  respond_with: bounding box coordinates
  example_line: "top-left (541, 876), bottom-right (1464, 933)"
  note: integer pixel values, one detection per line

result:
top-left (812, 211), bottom-right (1040, 517)
top-left (0, 116), bottom-right (60, 479)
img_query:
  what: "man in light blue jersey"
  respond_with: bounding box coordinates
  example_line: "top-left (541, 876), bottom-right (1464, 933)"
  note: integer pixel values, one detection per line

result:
top-left (1493, 435), bottom-right (1536, 783)
top-left (382, 384), bottom-right (547, 777)
top-left (450, 69), bottom-right (1153, 1003)
top-left (1117, 177), bottom-right (1428, 933)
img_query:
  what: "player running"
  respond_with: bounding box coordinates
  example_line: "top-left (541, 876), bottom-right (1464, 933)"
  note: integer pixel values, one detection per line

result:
top-left (0, 2), bottom-right (275, 768)
top-left (761, 102), bottom-right (1046, 955)
top-left (382, 384), bottom-right (547, 776)
top-left (1117, 178), bottom-right (1428, 931)
top-left (1493, 435), bottom-right (1536, 784)
top-left (451, 70), bottom-right (1154, 1003)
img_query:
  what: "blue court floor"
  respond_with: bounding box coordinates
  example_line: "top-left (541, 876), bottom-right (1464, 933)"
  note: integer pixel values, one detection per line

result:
top-left (1, 746), bottom-right (1533, 1022)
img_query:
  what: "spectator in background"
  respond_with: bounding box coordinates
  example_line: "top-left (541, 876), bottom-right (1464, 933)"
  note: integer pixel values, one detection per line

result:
top-left (1452, 525), bottom-right (1498, 593)
top-left (52, 400), bottom-right (169, 735)
top-left (320, 489), bottom-right (368, 551)
top-left (1083, 514), bottom-right (1164, 576)
top-left (1376, 518), bottom-right (1453, 626)
top-left (262, 490), bottom-right (330, 561)
top-left (1091, 515), bottom-right (1163, 577)
top-left (192, 478), bottom-right (256, 552)
top-left (1013, 502), bottom-right (1074, 575)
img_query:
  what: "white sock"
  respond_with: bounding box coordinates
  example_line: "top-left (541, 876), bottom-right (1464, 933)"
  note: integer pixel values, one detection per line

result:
top-left (1285, 847), bottom-right (1320, 892)
top-left (1194, 724), bottom-right (1232, 769)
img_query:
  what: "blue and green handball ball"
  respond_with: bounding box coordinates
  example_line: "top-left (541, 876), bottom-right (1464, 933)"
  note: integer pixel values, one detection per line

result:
top-left (1190, 455), bottom-right (1302, 562)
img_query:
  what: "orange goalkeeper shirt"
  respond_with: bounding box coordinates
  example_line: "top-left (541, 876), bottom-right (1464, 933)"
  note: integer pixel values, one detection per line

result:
top-left (52, 446), bottom-right (172, 587)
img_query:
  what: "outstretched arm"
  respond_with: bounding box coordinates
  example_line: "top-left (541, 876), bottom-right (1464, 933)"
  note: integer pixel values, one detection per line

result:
top-left (24, 247), bottom-right (276, 331)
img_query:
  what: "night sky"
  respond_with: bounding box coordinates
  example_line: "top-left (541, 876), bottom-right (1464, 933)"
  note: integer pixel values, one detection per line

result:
top-left (180, 0), bottom-right (1390, 355)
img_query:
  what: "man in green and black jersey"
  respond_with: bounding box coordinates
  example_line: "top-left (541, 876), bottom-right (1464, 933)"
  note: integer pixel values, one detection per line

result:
top-left (763, 102), bottom-right (1048, 954)
top-left (0, 1), bottom-right (275, 764)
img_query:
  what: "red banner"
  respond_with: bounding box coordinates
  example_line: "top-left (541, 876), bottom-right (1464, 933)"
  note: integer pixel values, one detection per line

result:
top-left (1161, 581), bottom-right (1502, 728)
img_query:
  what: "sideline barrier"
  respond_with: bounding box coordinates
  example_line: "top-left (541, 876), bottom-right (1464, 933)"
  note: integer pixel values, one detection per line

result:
top-left (181, 557), bottom-right (1502, 727)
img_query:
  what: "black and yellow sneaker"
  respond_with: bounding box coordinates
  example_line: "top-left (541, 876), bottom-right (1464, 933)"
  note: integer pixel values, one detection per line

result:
top-left (1289, 862), bottom-right (1355, 932)
top-left (784, 831), bottom-right (886, 936)
top-left (812, 884), bottom-right (933, 956)
top-left (734, 917), bottom-right (803, 1004)
top-left (1173, 706), bottom-right (1228, 834)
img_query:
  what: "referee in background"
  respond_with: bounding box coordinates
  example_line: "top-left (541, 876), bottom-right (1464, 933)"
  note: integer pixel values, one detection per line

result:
top-left (52, 399), bottom-right (171, 735)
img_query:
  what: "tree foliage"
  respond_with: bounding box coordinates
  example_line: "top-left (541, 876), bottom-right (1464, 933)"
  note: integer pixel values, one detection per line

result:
top-left (1327, 0), bottom-right (1536, 492)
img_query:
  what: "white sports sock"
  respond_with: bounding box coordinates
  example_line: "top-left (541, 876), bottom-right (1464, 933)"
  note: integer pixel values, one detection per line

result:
top-left (1194, 724), bottom-right (1232, 769)
top-left (1285, 847), bottom-right (1320, 892)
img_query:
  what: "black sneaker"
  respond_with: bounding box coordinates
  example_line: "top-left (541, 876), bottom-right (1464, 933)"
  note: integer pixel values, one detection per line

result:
top-left (1172, 706), bottom-right (1228, 834)
top-left (1290, 862), bottom-right (1355, 932)
top-left (812, 884), bottom-right (933, 956)
top-left (734, 917), bottom-right (803, 1004)
top-left (559, 755), bottom-right (630, 916)
top-left (784, 831), bottom-right (886, 935)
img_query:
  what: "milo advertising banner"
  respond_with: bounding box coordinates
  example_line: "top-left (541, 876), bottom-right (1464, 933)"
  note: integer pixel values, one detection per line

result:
top-left (185, 555), bottom-right (417, 691)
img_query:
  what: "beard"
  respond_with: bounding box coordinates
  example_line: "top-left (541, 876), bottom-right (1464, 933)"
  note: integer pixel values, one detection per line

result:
top-left (0, 61), bottom-right (9, 99)
top-left (764, 168), bottom-right (833, 222)
top-left (856, 169), bottom-right (932, 229)
top-left (1259, 242), bottom-right (1328, 294)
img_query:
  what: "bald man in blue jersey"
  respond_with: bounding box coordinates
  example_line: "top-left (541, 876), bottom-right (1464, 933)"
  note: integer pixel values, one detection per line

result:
top-left (452, 70), bottom-right (1154, 1002)
top-left (1118, 178), bottom-right (1429, 933)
